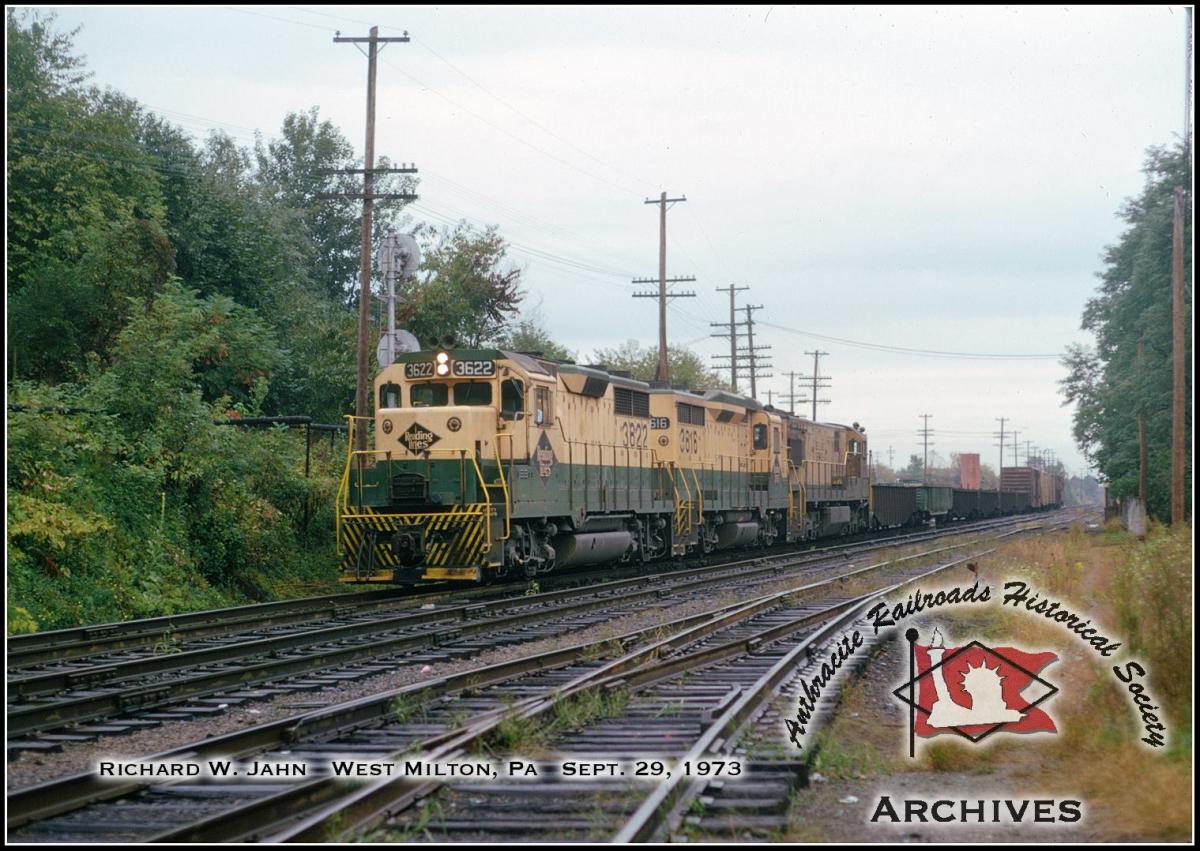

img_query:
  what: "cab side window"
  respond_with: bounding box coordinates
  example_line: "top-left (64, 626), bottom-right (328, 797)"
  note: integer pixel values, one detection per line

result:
top-left (534, 386), bottom-right (554, 426)
top-left (753, 423), bottom-right (768, 450)
top-left (379, 382), bottom-right (402, 409)
top-left (501, 379), bottom-right (525, 420)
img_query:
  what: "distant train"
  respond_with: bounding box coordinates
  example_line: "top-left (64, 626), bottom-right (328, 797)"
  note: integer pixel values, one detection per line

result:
top-left (336, 347), bottom-right (1062, 583)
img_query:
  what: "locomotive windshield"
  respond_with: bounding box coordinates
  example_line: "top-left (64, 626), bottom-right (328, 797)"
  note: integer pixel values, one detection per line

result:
top-left (407, 380), bottom-right (495, 407)
top-left (411, 383), bottom-right (449, 407)
top-left (453, 382), bottom-right (492, 405)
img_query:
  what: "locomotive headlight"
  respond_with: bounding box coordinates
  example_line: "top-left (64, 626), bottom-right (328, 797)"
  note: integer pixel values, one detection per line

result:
top-left (435, 351), bottom-right (450, 375)
top-left (436, 351), bottom-right (450, 364)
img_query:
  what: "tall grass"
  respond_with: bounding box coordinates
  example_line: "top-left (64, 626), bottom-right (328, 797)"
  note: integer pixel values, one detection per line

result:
top-left (1110, 523), bottom-right (1192, 720)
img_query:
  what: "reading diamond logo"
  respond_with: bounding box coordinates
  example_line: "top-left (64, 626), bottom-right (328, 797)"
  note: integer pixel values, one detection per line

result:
top-left (893, 627), bottom-right (1058, 748)
top-left (400, 422), bottom-right (440, 454)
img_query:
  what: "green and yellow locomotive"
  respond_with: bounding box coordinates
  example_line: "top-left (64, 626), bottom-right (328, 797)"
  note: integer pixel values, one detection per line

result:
top-left (337, 347), bottom-right (870, 583)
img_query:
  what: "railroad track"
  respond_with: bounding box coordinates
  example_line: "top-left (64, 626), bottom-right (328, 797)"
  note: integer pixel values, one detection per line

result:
top-left (7, 515), bottom-right (1037, 746)
top-left (6, 512), bottom-right (1075, 842)
top-left (7, 512), bottom-right (1034, 672)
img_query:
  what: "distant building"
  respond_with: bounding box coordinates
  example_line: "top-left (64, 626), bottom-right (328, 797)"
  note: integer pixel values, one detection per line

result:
top-left (959, 453), bottom-right (981, 490)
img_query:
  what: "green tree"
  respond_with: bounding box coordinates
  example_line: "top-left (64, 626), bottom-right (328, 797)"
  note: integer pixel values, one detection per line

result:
top-left (900, 454), bottom-right (924, 482)
top-left (590, 339), bottom-right (730, 391)
top-left (495, 316), bottom-right (574, 361)
top-left (7, 11), bottom-right (164, 287)
top-left (1061, 143), bottom-right (1191, 520)
top-left (87, 282), bottom-right (282, 425)
top-left (9, 214), bottom-right (176, 382)
top-left (402, 223), bottom-right (523, 347)
top-left (254, 108), bottom-right (417, 303)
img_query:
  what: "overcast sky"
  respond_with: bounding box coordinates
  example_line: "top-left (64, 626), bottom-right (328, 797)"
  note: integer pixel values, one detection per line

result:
top-left (41, 5), bottom-right (1191, 475)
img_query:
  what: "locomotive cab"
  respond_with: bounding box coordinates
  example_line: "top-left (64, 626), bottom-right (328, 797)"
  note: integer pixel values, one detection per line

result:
top-left (338, 348), bottom-right (546, 582)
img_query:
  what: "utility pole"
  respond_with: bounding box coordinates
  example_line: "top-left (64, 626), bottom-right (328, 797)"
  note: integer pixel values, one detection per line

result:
top-left (1139, 414), bottom-right (1148, 504)
top-left (1172, 6), bottom-right (1193, 522)
top-left (919, 414), bottom-right (934, 483)
top-left (1011, 429), bottom-right (1020, 467)
top-left (1025, 440), bottom-right (1033, 466)
top-left (765, 389), bottom-right (774, 406)
top-left (800, 351), bottom-right (831, 421)
top-left (888, 446), bottom-right (895, 471)
top-left (332, 26), bottom-right (417, 449)
top-left (781, 370), bottom-right (808, 415)
top-left (994, 417), bottom-right (1008, 493)
top-left (636, 192), bottom-right (691, 383)
top-left (739, 304), bottom-right (772, 398)
top-left (710, 284), bottom-right (749, 391)
top-left (1171, 187), bottom-right (1188, 523)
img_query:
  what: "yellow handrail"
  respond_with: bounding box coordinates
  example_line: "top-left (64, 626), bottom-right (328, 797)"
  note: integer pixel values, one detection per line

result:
top-left (688, 466), bottom-right (703, 517)
top-left (492, 432), bottom-right (512, 541)
top-left (338, 413), bottom-right (499, 552)
top-left (335, 415), bottom-right (362, 553)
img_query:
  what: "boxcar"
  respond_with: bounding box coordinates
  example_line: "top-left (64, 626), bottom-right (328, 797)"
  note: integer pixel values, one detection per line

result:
top-left (999, 489), bottom-right (1031, 513)
top-left (1001, 467), bottom-right (1040, 506)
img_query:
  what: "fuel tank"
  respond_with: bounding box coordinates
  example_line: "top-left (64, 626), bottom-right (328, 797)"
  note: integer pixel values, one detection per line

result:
top-left (552, 531), bottom-right (635, 567)
top-left (715, 521), bottom-right (760, 549)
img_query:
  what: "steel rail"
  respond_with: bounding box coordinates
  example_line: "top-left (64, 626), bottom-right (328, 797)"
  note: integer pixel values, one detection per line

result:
top-left (6, 520), bottom-right (1042, 837)
top-left (8, 521), bottom-right (1031, 738)
top-left (7, 511), bottom-right (1038, 671)
top-left (266, 547), bottom-right (1001, 843)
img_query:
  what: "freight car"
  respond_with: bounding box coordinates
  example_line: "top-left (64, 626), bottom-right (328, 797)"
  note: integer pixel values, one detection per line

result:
top-left (951, 487), bottom-right (982, 520)
top-left (1001, 466), bottom-right (1064, 510)
top-left (870, 483), bottom-right (954, 529)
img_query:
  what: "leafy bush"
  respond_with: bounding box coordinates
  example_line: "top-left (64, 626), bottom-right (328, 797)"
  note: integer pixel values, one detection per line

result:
top-left (6, 287), bottom-right (344, 633)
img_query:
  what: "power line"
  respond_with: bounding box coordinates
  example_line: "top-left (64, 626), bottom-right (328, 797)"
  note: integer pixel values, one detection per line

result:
top-left (377, 54), bottom-right (641, 197)
top-left (739, 304), bottom-right (772, 399)
top-left (287, 5), bottom-right (657, 194)
top-left (758, 320), bottom-right (1061, 360)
